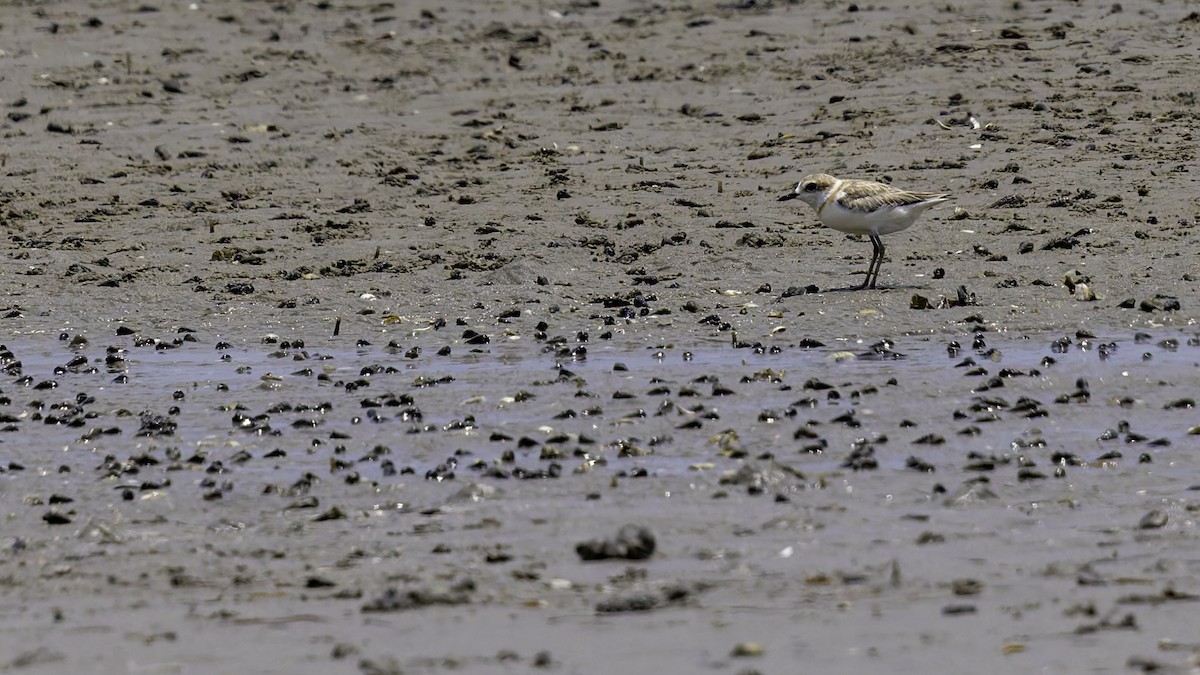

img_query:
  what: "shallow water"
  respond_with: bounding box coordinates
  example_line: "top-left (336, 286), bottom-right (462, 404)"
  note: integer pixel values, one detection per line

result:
top-left (7, 328), bottom-right (1199, 485)
top-left (6, 327), bottom-right (1200, 675)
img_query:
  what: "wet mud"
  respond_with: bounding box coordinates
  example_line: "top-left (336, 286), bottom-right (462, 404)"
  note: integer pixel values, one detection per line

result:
top-left (3, 0), bottom-right (1200, 673)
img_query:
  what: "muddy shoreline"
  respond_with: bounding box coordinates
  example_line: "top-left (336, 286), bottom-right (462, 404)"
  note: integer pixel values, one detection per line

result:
top-left (3, 1), bottom-right (1200, 673)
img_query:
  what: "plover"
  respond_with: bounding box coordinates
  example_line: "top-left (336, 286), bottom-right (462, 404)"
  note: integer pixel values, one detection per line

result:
top-left (780, 173), bottom-right (949, 290)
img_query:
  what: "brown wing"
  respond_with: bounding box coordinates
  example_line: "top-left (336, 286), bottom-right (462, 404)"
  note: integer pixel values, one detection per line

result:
top-left (837, 183), bottom-right (948, 213)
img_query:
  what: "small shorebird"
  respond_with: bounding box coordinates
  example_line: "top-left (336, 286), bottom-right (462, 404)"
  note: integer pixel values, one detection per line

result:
top-left (780, 173), bottom-right (949, 290)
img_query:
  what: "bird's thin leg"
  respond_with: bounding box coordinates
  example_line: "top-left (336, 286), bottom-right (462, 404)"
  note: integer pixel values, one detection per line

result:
top-left (858, 236), bottom-right (877, 290)
top-left (868, 235), bottom-right (878, 288)
top-left (866, 235), bottom-right (884, 289)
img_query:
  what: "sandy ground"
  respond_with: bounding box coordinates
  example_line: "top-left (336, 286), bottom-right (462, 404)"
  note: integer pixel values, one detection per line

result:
top-left (3, 0), bottom-right (1200, 673)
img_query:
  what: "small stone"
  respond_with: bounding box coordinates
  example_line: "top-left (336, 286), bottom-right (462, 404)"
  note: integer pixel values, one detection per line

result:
top-left (330, 643), bottom-right (359, 659)
top-left (943, 482), bottom-right (998, 506)
top-left (731, 642), bottom-right (764, 657)
top-left (951, 578), bottom-right (984, 596)
top-left (576, 524), bottom-right (656, 561)
top-left (942, 604), bottom-right (977, 615)
top-left (313, 506), bottom-right (346, 522)
top-left (42, 511), bottom-right (72, 525)
top-left (1138, 510), bottom-right (1168, 529)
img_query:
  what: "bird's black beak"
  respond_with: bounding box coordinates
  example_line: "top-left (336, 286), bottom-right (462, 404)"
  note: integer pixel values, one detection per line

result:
top-left (778, 192), bottom-right (799, 202)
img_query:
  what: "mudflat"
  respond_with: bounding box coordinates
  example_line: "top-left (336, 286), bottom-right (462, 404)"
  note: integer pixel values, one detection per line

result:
top-left (2, 1), bottom-right (1200, 673)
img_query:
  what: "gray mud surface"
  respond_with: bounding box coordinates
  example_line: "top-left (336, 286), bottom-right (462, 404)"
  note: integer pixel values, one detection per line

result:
top-left (3, 1), bottom-right (1200, 673)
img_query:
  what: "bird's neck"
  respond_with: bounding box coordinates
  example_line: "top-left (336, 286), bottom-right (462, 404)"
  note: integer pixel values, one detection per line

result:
top-left (817, 180), bottom-right (844, 216)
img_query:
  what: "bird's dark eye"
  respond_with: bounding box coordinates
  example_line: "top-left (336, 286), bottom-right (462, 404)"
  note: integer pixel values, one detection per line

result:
top-left (803, 182), bottom-right (820, 192)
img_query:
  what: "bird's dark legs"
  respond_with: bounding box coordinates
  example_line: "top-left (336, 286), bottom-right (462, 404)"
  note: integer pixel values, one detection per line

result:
top-left (870, 235), bottom-right (884, 289)
top-left (859, 235), bottom-right (883, 290)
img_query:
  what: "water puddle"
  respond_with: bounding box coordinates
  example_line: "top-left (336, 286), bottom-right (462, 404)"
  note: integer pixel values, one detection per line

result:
top-left (3, 331), bottom-right (1198, 487)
